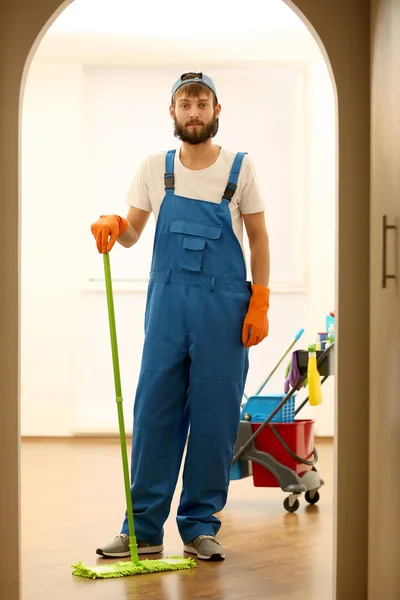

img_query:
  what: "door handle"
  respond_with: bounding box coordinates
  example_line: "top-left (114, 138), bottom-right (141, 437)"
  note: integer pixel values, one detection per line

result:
top-left (382, 215), bottom-right (396, 288)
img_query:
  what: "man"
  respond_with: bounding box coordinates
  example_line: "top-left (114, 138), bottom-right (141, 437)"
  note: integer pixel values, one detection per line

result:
top-left (91, 72), bottom-right (270, 561)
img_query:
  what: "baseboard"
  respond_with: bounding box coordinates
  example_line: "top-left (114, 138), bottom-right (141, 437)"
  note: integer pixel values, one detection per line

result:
top-left (22, 434), bottom-right (334, 444)
top-left (21, 434), bottom-right (128, 443)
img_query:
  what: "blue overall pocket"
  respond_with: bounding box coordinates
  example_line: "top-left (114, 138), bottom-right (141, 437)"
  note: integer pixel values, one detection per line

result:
top-left (182, 236), bottom-right (206, 271)
top-left (170, 220), bottom-right (222, 273)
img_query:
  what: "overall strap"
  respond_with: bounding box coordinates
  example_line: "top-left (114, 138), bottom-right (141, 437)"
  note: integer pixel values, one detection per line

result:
top-left (164, 150), bottom-right (176, 194)
top-left (222, 152), bottom-right (247, 202)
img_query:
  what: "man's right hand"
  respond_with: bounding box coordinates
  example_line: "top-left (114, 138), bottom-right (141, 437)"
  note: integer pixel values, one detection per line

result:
top-left (91, 215), bottom-right (129, 253)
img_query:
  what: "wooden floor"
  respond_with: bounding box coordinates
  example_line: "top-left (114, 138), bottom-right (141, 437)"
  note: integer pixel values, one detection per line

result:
top-left (21, 438), bottom-right (333, 600)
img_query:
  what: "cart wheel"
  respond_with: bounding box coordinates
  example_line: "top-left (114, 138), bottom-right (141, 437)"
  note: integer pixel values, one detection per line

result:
top-left (284, 496), bottom-right (300, 513)
top-left (305, 490), bottom-right (320, 504)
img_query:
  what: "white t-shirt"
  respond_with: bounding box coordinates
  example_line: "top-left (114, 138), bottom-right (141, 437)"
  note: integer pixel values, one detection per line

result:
top-left (125, 147), bottom-right (266, 252)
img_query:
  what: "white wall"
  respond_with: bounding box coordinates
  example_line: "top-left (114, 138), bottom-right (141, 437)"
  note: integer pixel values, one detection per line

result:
top-left (21, 40), bottom-right (335, 437)
top-left (21, 62), bottom-right (87, 436)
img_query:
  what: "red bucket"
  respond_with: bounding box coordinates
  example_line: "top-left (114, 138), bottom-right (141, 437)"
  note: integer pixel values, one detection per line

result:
top-left (250, 419), bottom-right (315, 487)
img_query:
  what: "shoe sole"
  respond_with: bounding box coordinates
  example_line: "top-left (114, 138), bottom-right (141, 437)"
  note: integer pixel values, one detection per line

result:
top-left (96, 545), bottom-right (164, 558)
top-left (183, 544), bottom-right (225, 561)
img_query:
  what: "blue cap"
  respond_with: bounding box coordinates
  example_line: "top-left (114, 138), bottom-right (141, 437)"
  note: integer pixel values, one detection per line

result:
top-left (171, 72), bottom-right (218, 102)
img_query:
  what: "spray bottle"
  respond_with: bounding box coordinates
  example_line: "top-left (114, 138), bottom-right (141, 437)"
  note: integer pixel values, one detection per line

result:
top-left (307, 344), bottom-right (323, 406)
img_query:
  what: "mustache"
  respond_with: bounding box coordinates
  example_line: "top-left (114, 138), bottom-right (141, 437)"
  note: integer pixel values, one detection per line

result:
top-left (185, 120), bottom-right (204, 126)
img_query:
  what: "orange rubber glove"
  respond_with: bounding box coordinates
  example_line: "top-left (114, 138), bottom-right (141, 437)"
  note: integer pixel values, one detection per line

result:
top-left (91, 215), bottom-right (129, 254)
top-left (242, 284), bottom-right (270, 348)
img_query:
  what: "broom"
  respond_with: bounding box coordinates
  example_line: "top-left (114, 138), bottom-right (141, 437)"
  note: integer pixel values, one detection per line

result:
top-left (71, 252), bottom-right (197, 579)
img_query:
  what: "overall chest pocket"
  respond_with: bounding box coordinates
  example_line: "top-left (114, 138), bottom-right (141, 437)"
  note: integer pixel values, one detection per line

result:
top-left (170, 220), bottom-right (222, 272)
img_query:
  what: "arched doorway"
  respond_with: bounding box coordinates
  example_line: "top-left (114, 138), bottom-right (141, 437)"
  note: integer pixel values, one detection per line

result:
top-left (0, 1), bottom-right (370, 599)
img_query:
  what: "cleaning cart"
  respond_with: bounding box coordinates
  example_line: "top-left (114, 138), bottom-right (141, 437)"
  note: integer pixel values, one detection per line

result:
top-left (231, 341), bottom-right (334, 513)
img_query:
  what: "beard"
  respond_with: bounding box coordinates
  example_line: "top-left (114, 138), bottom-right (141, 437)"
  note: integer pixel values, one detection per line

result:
top-left (173, 112), bottom-right (218, 144)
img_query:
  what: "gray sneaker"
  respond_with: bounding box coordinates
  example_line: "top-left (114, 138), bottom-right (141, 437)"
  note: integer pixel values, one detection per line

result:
top-left (183, 535), bottom-right (225, 561)
top-left (96, 534), bottom-right (163, 558)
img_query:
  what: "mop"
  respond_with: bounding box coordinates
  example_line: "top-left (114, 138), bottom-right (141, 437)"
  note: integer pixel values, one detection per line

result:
top-left (71, 253), bottom-right (197, 579)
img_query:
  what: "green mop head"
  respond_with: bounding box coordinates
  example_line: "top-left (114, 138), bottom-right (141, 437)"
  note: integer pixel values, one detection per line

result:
top-left (72, 556), bottom-right (197, 579)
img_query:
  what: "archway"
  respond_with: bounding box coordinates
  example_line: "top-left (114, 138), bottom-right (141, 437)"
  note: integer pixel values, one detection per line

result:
top-left (0, 1), bottom-right (370, 599)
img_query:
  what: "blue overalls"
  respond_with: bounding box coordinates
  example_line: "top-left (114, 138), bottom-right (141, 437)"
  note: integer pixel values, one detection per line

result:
top-left (121, 150), bottom-right (250, 544)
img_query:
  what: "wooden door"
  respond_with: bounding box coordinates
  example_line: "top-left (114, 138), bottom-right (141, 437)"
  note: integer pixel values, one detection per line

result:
top-left (370, 0), bottom-right (400, 597)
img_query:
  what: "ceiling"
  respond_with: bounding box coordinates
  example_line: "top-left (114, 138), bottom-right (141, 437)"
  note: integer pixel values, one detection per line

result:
top-left (34, 0), bottom-right (322, 65)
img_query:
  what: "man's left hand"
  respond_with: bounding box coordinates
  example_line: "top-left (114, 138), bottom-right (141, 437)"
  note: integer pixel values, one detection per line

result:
top-left (242, 284), bottom-right (270, 348)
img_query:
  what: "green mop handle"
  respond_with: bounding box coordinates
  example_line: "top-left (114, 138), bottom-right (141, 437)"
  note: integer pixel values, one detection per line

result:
top-left (242, 328), bottom-right (305, 401)
top-left (254, 328), bottom-right (305, 396)
top-left (103, 252), bottom-right (139, 565)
